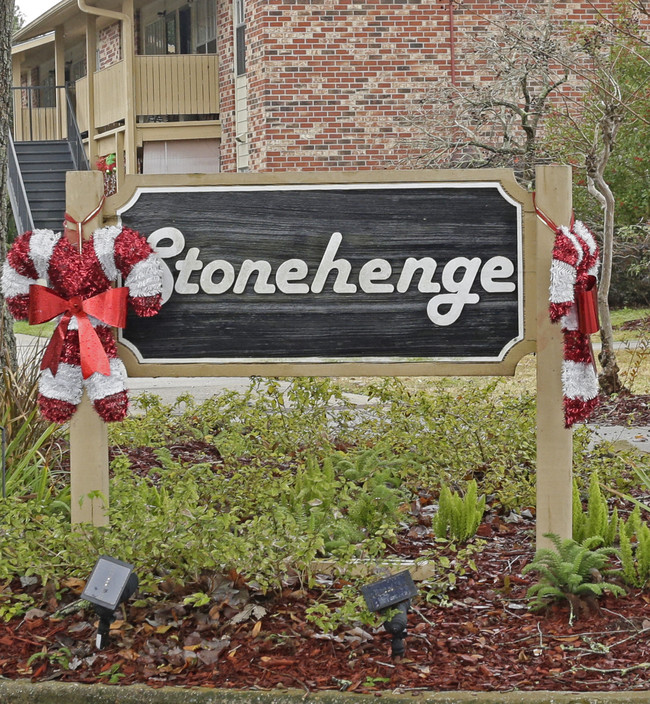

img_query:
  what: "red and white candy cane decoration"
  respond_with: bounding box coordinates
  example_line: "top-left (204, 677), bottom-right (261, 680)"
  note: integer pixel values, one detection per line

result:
top-left (537, 201), bottom-right (601, 428)
top-left (2, 219), bottom-right (163, 423)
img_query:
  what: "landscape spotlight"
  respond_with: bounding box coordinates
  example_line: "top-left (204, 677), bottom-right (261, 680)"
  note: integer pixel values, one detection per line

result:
top-left (81, 555), bottom-right (138, 649)
top-left (361, 570), bottom-right (417, 659)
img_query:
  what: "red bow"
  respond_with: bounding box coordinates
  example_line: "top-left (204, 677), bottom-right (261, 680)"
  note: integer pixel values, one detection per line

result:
top-left (577, 275), bottom-right (600, 335)
top-left (29, 285), bottom-right (128, 379)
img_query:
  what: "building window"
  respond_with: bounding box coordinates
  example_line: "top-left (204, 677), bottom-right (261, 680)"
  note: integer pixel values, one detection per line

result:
top-left (195, 0), bottom-right (217, 54)
top-left (144, 2), bottom-right (216, 56)
top-left (235, 0), bottom-right (245, 76)
top-left (144, 17), bottom-right (165, 54)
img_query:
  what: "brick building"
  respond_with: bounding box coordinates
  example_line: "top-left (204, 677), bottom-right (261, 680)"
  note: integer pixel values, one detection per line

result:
top-left (11, 0), bottom-right (642, 181)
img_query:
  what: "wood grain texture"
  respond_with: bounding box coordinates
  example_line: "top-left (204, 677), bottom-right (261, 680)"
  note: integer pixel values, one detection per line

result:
top-left (119, 184), bottom-right (524, 363)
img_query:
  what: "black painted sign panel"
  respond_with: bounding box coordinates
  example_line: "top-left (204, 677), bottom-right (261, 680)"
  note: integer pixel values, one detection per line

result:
top-left (117, 183), bottom-right (523, 364)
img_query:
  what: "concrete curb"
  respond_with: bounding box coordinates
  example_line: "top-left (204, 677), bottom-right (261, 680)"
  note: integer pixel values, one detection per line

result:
top-left (2, 682), bottom-right (650, 704)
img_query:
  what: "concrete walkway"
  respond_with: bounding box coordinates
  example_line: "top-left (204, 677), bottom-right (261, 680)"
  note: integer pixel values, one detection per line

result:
top-left (2, 681), bottom-right (650, 704)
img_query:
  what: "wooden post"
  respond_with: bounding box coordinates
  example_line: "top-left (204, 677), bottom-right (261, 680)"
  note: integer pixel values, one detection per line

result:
top-left (121, 0), bottom-right (137, 175)
top-left (85, 14), bottom-right (98, 169)
top-left (54, 25), bottom-right (66, 140)
top-left (535, 165), bottom-right (573, 549)
top-left (12, 57), bottom-right (23, 141)
top-left (67, 171), bottom-right (110, 526)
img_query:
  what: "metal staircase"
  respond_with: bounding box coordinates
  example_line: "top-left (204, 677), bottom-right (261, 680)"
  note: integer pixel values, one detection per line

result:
top-left (8, 85), bottom-right (90, 234)
top-left (12, 141), bottom-right (76, 231)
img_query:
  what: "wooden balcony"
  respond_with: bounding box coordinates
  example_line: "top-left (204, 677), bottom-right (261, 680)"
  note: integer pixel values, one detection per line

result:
top-left (12, 87), bottom-right (68, 141)
top-left (75, 53), bottom-right (220, 133)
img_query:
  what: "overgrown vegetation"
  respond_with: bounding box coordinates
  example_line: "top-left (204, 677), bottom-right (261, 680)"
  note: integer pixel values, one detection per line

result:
top-left (1, 367), bottom-right (650, 626)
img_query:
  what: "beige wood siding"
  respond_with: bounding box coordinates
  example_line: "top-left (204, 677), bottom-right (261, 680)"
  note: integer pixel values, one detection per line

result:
top-left (13, 107), bottom-right (63, 141)
top-left (75, 76), bottom-right (88, 134)
top-left (94, 61), bottom-right (127, 128)
top-left (135, 54), bottom-right (219, 117)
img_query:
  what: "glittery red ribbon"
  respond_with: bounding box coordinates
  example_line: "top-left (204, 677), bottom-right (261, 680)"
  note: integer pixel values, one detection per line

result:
top-left (28, 284), bottom-right (128, 379)
top-left (532, 193), bottom-right (575, 233)
top-left (63, 196), bottom-right (106, 250)
top-left (577, 275), bottom-right (600, 335)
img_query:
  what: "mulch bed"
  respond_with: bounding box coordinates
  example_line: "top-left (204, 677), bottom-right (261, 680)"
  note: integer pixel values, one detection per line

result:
top-left (2, 513), bottom-right (650, 693)
top-left (1, 316), bottom-right (649, 692)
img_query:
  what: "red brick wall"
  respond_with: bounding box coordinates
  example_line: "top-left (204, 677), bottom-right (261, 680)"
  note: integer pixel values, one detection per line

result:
top-left (216, 0), bottom-right (648, 173)
top-left (98, 21), bottom-right (122, 70)
top-left (218, 0), bottom-right (237, 172)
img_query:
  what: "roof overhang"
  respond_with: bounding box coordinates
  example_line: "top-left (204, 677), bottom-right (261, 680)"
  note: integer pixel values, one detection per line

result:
top-left (12, 0), bottom-right (139, 45)
top-left (12, 32), bottom-right (56, 56)
top-left (13, 0), bottom-right (78, 43)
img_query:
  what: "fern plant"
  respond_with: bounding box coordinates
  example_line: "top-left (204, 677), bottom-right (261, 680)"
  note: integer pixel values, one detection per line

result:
top-left (433, 480), bottom-right (486, 543)
top-left (278, 448), bottom-right (408, 556)
top-left (572, 472), bottom-right (618, 547)
top-left (523, 533), bottom-right (625, 620)
top-left (619, 512), bottom-right (650, 588)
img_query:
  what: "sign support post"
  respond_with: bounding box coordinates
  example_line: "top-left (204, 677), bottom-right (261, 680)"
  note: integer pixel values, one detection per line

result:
top-left (59, 168), bottom-right (574, 544)
top-left (68, 171), bottom-right (110, 526)
top-left (535, 165), bottom-right (574, 548)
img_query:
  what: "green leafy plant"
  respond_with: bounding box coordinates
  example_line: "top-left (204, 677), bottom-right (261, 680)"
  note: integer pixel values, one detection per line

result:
top-left (572, 472), bottom-right (618, 547)
top-left (97, 663), bottom-right (125, 684)
top-left (619, 510), bottom-right (650, 588)
top-left (0, 590), bottom-right (35, 622)
top-left (27, 646), bottom-right (71, 670)
top-left (433, 480), bottom-right (486, 543)
top-left (1, 344), bottom-right (68, 515)
top-left (523, 533), bottom-right (625, 622)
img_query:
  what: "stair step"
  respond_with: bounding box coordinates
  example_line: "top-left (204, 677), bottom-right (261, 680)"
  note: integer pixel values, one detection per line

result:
top-left (11, 140), bottom-right (88, 231)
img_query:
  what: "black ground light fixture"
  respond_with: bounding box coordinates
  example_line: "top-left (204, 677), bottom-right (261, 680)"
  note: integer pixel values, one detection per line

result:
top-left (81, 556), bottom-right (138, 649)
top-left (361, 570), bottom-right (418, 659)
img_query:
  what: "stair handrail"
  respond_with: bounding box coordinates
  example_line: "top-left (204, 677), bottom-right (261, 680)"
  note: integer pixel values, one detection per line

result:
top-left (65, 85), bottom-right (90, 171)
top-left (6, 130), bottom-right (34, 234)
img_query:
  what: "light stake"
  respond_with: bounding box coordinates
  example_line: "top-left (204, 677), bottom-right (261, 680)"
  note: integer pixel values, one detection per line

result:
top-left (81, 555), bottom-right (138, 649)
top-left (361, 570), bottom-right (417, 659)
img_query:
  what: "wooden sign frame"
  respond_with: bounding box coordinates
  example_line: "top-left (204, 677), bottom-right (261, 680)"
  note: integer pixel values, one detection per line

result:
top-left (67, 166), bottom-right (573, 551)
top-left (110, 169), bottom-right (537, 378)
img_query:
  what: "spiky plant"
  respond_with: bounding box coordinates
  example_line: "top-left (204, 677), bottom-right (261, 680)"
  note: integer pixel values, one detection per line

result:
top-left (619, 516), bottom-right (650, 588)
top-left (572, 472), bottom-right (618, 547)
top-left (433, 479), bottom-right (486, 543)
top-left (523, 533), bottom-right (625, 620)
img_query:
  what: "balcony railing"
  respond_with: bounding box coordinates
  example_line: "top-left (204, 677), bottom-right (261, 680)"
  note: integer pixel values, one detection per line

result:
top-left (136, 54), bottom-right (219, 117)
top-left (12, 85), bottom-right (66, 141)
top-left (75, 54), bottom-right (219, 133)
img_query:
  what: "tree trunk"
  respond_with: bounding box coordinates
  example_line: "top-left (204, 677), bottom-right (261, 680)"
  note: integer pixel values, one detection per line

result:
top-left (588, 126), bottom-right (624, 395)
top-left (0, 0), bottom-right (17, 378)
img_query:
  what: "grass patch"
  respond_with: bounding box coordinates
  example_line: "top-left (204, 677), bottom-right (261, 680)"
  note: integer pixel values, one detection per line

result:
top-left (610, 307), bottom-right (650, 329)
top-left (13, 320), bottom-right (55, 338)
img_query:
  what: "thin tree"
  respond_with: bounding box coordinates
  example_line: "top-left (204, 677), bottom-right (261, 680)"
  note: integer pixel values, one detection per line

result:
top-left (398, 1), bottom-right (575, 189)
top-left (0, 0), bottom-right (17, 375)
top-left (398, 0), bottom-right (649, 395)
top-left (547, 15), bottom-right (650, 393)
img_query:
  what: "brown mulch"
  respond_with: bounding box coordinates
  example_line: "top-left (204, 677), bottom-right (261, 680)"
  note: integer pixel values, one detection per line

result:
top-left (2, 514), bottom-right (650, 692)
top-left (2, 317), bottom-right (649, 692)
top-left (590, 392), bottom-right (650, 427)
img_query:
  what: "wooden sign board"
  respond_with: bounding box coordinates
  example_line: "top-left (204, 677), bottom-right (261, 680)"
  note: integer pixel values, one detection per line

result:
top-left (75, 166), bottom-right (570, 550)
top-left (112, 171), bottom-right (536, 377)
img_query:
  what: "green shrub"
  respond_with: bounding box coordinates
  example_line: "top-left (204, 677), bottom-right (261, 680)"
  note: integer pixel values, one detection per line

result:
top-left (523, 533), bottom-right (624, 620)
top-left (433, 480), bottom-right (486, 543)
top-left (619, 513), bottom-right (650, 588)
top-left (572, 472), bottom-right (618, 547)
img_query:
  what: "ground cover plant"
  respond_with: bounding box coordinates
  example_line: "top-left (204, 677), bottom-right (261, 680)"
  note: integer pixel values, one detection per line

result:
top-left (0, 315), bottom-right (649, 691)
